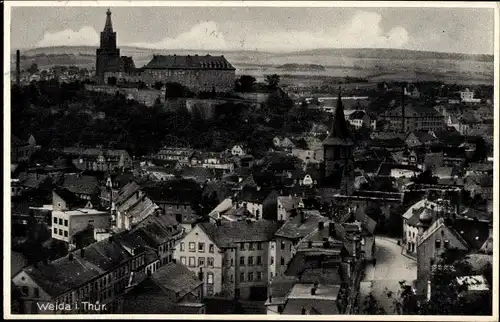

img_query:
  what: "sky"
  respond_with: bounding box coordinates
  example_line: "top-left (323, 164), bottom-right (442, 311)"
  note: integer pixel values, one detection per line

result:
top-left (10, 6), bottom-right (495, 54)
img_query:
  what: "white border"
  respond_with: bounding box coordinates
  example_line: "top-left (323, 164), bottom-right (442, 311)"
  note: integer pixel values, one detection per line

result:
top-left (3, 1), bottom-right (499, 321)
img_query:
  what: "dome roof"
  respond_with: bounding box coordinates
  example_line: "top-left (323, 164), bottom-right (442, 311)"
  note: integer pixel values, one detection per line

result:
top-left (419, 208), bottom-right (433, 223)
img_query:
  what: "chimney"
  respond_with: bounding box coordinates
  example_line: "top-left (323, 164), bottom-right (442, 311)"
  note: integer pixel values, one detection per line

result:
top-left (16, 50), bottom-right (20, 86)
top-left (300, 211), bottom-right (305, 223)
top-left (301, 307), bottom-right (306, 315)
top-left (80, 248), bottom-right (85, 258)
top-left (308, 240), bottom-right (313, 248)
top-left (318, 221), bottom-right (324, 230)
top-left (69, 253), bottom-right (74, 261)
top-left (401, 85), bottom-right (406, 133)
top-left (311, 287), bottom-right (316, 295)
top-left (268, 295), bottom-right (272, 303)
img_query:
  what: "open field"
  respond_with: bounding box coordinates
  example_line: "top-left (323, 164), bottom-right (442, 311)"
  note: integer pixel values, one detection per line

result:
top-left (11, 46), bottom-right (494, 86)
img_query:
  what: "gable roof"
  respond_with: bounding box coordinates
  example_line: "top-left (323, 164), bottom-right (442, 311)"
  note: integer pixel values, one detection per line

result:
top-left (152, 262), bottom-right (203, 297)
top-left (144, 54), bottom-right (235, 70)
top-left (278, 196), bottom-right (303, 212)
top-left (199, 220), bottom-right (281, 248)
top-left (354, 208), bottom-right (377, 234)
top-left (61, 174), bottom-right (99, 196)
top-left (275, 210), bottom-right (327, 240)
top-left (417, 217), bottom-right (469, 249)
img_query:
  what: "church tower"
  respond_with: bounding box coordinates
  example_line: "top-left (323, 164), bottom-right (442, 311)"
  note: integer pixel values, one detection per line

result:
top-left (322, 90), bottom-right (354, 189)
top-left (96, 8), bottom-right (120, 83)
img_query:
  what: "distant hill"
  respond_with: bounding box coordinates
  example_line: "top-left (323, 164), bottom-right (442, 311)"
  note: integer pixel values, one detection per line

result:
top-left (10, 46), bottom-right (494, 85)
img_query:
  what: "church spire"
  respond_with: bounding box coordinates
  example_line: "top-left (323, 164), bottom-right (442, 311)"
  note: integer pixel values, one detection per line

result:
top-left (324, 86), bottom-right (353, 146)
top-left (104, 8), bottom-right (113, 32)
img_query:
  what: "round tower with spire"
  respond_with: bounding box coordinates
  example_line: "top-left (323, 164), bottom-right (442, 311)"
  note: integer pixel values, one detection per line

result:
top-left (96, 8), bottom-right (120, 83)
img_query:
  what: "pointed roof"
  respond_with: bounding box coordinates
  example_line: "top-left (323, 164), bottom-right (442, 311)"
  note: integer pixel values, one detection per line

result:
top-left (103, 8), bottom-right (113, 33)
top-left (323, 91), bottom-right (353, 146)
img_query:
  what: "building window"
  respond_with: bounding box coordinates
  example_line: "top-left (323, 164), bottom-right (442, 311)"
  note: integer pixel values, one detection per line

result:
top-left (189, 257), bottom-right (196, 267)
top-left (257, 272), bottom-right (262, 281)
top-left (240, 243), bottom-right (245, 251)
top-left (240, 273), bottom-right (245, 282)
top-left (59, 229), bottom-right (63, 236)
top-left (207, 272), bottom-right (214, 285)
top-left (270, 256), bottom-right (274, 265)
top-left (53, 227), bottom-right (57, 234)
top-left (53, 217), bottom-right (57, 224)
top-left (435, 239), bottom-right (441, 249)
top-left (189, 242), bottom-right (196, 252)
top-left (248, 272), bottom-right (254, 282)
top-left (180, 242), bottom-right (185, 251)
top-left (230, 275), bottom-right (234, 282)
top-left (230, 258), bottom-right (234, 266)
top-left (207, 257), bottom-right (214, 268)
top-left (281, 241), bottom-right (285, 250)
top-left (64, 220), bottom-right (68, 227)
top-left (281, 257), bottom-right (285, 265)
top-left (21, 286), bottom-right (29, 296)
top-left (198, 257), bottom-right (205, 267)
top-left (59, 218), bottom-right (63, 225)
top-left (240, 256), bottom-right (245, 266)
top-left (249, 242), bottom-right (254, 250)
top-left (209, 244), bottom-right (214, 253)
top-left (444, 240), bottom-right (450, 248)
top-left (248, 256), bottom-right (254, 266)
top-left (198, 242), bottom-right (205, 252)
top-left (257, 256), bottom-right (262, 265)
top-left (180, 256), bottom-right (186, 265)
top-left (64, 231), bottom-right (68, 237)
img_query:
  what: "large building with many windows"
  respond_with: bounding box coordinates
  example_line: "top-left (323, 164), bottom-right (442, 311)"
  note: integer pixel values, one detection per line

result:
top-left (173, 220), bottom-right (281, 300)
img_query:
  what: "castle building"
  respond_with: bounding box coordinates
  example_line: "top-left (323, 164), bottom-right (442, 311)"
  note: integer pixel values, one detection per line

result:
top-left (94, 9), bottom-right (236, 92)
top-left (141, 54), bottom-right (236, 92)
top-left (322, 91), bottom-right (354, 191)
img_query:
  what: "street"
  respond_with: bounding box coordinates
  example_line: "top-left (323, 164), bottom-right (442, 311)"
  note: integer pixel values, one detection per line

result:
top-left (360, 236), bottom-right (417, 314)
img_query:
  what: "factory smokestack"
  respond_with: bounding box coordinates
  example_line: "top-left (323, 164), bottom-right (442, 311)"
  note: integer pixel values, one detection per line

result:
top-left (16, 50), bottom-right (20, 86)
top-left (401, 84), bottom-right (406, 133)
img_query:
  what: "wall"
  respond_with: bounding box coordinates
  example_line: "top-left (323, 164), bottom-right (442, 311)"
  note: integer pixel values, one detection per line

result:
top-left (234, 241), bottom-right (270, 300)
top-left (416, 225), bottom-right (468, 294)
top-left (173, 225), bottom-right (223, 297)
top-left (269, 237), bottom-right (295, 279)
top-left (142, 69), bottom-right (235, 93)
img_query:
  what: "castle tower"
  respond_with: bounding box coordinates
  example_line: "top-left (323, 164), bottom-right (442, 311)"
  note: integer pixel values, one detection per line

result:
top-left (96, 8), bottom-right (120, 83)
top-left (322, 89), bottom-right (354, 189)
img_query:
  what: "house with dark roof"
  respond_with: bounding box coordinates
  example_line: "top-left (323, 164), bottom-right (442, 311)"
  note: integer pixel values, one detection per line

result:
top-left (416, 217), bottom-right (471, 295)
top-left (173, 220), bottom-right (280, 300)
top-left (236, 187), bottom-right (280, 220)
top-left (60, 174), bottom-right (100, 201)
top-left (141, 54), bottom-right (236, 93)
top-left (11, 134), bottom-right (37, 163)
top-left (271, 210), bottom-right (328, 279)
top-left (381, 105), bottom-right (445, 132)
top-left (405, 130), bottom-right (438, 148)
top-left (12, 238), bottom-right (145, 314)
top-left (63, 147), bottom-right (133, 172)
top-left (113, 181), bottom-right (159, 230)
top-left (122, 262), bottom-right (205, 314)
top-left (277, 196), bottom-right (304, 222)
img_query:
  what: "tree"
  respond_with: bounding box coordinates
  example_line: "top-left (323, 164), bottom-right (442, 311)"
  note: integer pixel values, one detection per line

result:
top-left (386, 249), bottom-right (492, 315)
top-left (235, 75), bottom-right (256, 92)
top-left (265, 74), bottom-right (280, 90)
top-left (107, 76), bottom-right (117, 86)
top-left (411, 170), bottom-right (438, 185)
top-left (363, 291), bottom-right (387, 314)
top-left (28, 63), bottom-right (39, 74)
top-left (153, 81), bottom-right (164, 90)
